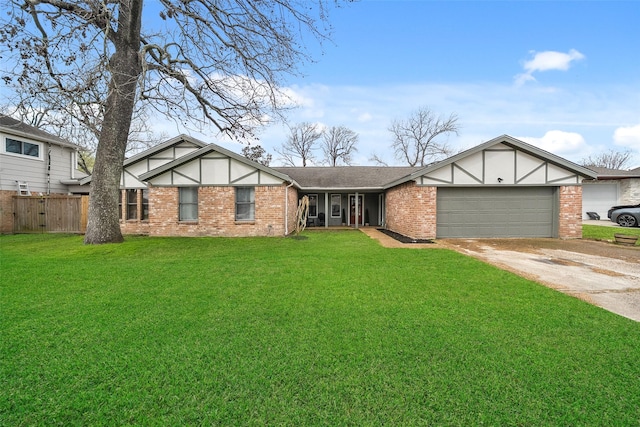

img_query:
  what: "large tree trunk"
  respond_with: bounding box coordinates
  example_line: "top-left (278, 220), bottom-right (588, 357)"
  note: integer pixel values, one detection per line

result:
top-left (84, 0), bottom-right (143, 244)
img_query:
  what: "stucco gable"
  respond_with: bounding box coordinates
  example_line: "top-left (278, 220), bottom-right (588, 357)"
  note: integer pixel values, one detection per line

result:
top-left (385, 135), bottom-right (597, 188)
top-left (140, 143), bottom-right (292, 186)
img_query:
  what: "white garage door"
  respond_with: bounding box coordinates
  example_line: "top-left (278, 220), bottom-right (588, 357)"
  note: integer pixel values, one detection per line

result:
top-left (437, 187), bottom-right (556, 238)
top-left (582, 183), bottom-right (618, 220)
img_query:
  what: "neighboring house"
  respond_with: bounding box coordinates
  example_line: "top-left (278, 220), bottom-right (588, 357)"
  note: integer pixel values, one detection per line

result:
top-left (103, 134), bottom-right (596, 239)
top-left (582, 167), bottom-right (640, 219)
top-left (0, 114), bottom-right (85, 233)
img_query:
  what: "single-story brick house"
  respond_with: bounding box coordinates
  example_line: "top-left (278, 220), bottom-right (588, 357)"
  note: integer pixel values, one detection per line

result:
top-left (84, 134), bottom-right (597, 239)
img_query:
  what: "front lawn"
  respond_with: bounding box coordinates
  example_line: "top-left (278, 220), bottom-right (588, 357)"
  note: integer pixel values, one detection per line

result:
top-left (2, 232), bottom-right (639, 425)
top-left (583, 223), bottom-right (640, 245)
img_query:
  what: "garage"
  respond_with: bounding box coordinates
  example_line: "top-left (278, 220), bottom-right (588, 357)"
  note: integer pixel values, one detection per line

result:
top-left (582, 182), bottom-right (618, 220)
top-left (436, 187), bottom-right (556, 238)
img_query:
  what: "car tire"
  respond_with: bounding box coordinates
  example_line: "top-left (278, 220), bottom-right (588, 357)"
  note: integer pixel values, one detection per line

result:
top-left (616, 214), bottom-right (638, 227)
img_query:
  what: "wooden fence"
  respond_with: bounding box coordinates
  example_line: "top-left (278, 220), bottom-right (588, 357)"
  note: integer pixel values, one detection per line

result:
top-left (13, 195), bottom-right (89, 233)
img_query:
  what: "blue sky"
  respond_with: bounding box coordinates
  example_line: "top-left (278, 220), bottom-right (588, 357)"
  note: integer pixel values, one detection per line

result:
top-left (219, 0), bottom-right (639, 168)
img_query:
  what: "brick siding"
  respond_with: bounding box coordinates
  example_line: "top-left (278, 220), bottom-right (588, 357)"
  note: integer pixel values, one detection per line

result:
top-left (385, 181), bottom-right (437, 240)
top-left (144, 185), bottom-right (289, 237)
top-left (558, 185), bottom-right (583, 239)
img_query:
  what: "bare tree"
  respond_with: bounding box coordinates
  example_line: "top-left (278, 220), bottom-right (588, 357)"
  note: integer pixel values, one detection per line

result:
top-left (0, 0), bottom-right (334, 243)
top-left (321, 125), bottom-right (358, 166)
top-left (368, 154), bottom-right (389, 166)
top-left (3, 97), bottom-right (166, 174)
top-left (580, 149), bottom-right (634, 170)
top-left (276, 122), bottom-right (322, 166)
top-left (389, 107), bottom-right (460, 167)
top-left (241, 144), bottom-right (272, 167)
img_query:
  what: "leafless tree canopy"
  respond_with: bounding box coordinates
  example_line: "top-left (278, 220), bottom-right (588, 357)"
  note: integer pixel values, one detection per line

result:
top-left (276, 122), bottom-right (322, 166)
top-left (321, 125), bottom-right (358, 166)
top-left (580, 149), bottom-right (634, 170)
top-left (0, 0), bottom-right (335, 243)
top-left (241, 144), bottom-right (272, 167)
top-left (389, 107), bottom-right (460, 167)
top-left (4, 99), bottom-right (165, 174)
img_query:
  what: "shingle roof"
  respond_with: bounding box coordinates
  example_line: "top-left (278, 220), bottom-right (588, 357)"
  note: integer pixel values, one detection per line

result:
top-left (584, 166), bottom-right (640, 178)
top-left (0, 114), bottom-right (77, 148)
top-left (272, 166), bottom-right (421, 190)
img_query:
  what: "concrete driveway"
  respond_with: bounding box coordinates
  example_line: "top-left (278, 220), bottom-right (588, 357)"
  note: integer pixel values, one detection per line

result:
top-left (439, 238), bottom-right (640, 322)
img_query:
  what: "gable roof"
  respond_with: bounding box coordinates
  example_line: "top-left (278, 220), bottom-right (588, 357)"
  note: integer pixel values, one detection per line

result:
top-left (0, 114), bottom-right (78, 149)
top-left (585, 166), bottom-right (640, 179)
top-left (122, 134), bottom-right (208, 167)
top-left (80, 134), bottom-right (208, 185)
top-left (139, 140), bottom-right (293, 183)
top-left (384, 134), bottom-right (598, 188)
top-left (273, 166), bottom-right (420, 191)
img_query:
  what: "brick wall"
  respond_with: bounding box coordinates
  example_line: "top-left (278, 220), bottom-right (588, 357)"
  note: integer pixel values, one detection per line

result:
top-left (558, 185), bottom-right (583, 239)
top-left (385, 181), bottom-right (437, 240)
top-left (0, 190), bottom-right (14, 233)
top-left (145, 185), bottom-right (289, 237)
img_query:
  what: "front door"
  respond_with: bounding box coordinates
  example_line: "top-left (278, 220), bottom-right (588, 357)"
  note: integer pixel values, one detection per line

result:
top-left (349, 195), bottom-right (363, 225)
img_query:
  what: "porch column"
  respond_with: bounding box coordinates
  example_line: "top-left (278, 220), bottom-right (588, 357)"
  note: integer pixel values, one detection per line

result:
top-left (324, 192), bottom-right (329, 228)
top-left (355, 191), bottom-right (359, 229)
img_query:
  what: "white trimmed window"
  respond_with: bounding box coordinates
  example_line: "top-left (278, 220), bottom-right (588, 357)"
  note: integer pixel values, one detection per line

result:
top-left (126, 189), bottom-right (138, 220)
top-left (235, 187), bottom-right (255, 221)
top-left (179, 187), bottom-right (198, 221)
top-left (4, 137), bottom-right (41, 159)
top-left (308, 194), bottom-right (318, 217)
top-left (331, 194), bottom-right (341, 218)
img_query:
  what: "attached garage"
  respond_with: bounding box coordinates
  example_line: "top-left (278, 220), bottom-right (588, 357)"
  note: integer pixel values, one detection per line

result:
top-left (384, 135), bottom-right (598, 240)
top-left (436, 187), bottom-right (556, 238)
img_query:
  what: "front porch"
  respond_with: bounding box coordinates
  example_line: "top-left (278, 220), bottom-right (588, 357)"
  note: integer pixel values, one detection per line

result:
top-left (299, 191), bottom-right (385, 229)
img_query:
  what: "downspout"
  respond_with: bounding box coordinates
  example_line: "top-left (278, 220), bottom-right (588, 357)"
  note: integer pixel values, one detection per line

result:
top-left (284, 182), bottom-right (294, 235)
top-left (46, 143), bottom-right (51, 195)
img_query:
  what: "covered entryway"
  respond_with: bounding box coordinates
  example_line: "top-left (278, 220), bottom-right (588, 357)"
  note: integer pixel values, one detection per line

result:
top-left (436, 187), bottom-right (556, 238)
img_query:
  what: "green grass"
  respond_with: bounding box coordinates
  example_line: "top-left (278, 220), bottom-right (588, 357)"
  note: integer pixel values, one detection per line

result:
top-left (2, 232), bottom-right (639, 425)
top-left (583, 224), bottom-right (640, 245)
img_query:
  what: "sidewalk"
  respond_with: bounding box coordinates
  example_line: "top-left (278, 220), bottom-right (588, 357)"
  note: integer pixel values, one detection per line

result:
top-left (582, 219), bottom-right (620, 228)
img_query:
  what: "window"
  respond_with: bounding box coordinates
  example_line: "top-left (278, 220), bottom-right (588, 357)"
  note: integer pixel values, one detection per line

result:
top-left (179, 187), bottom-right (198, 221)
top-left (126, 189), bottom-right (138, 220)
top-left (331, 194), bottom-right (341, 218)
top-left (236, 187), bottom-right (255, 221)
top-left (142, 189), bottom-right (149, 220)
top-left (118, 191), bottom-right (123, 220)
top-left (308, 194), bottom-right (318, 217)
top-left (5, 138), bottom-right (40, 158)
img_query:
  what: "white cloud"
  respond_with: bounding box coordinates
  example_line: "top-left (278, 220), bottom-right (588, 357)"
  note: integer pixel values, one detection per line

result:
top-left (613, 123), bottom-right (640, 150)
top-left (515, 49), bottom-right (585, 85)
top-left (164, 78), bottom-right (638, 166)
top-left (357, 112), bottom-right (373, 122)
top-left (518, 130), bottom-right (587, 157)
